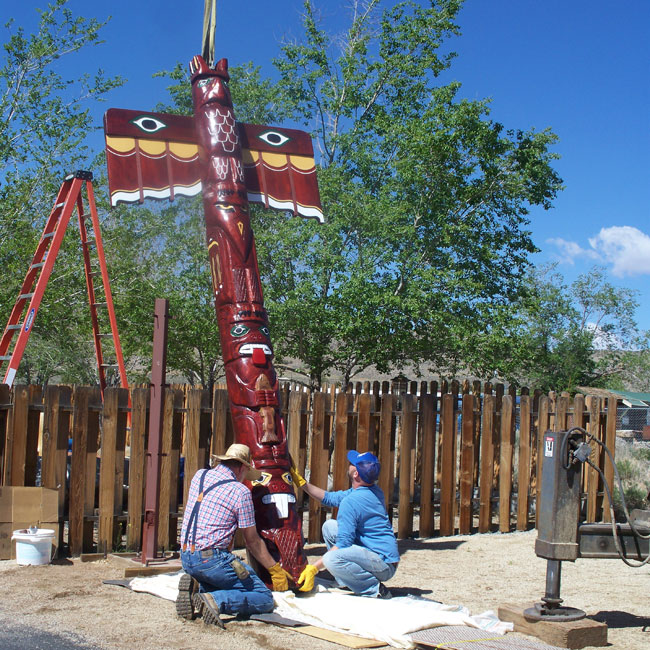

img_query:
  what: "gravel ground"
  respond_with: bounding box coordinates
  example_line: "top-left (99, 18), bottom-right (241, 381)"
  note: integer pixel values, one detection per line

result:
top-left (0, 530), bottom-right (648, 649)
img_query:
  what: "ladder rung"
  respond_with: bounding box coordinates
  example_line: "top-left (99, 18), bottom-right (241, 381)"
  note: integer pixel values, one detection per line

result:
top-left (0, 355), bottom-right (11, 361)
top-left (43, 232), bottom-right (55, 239)
top-left (18, 293), bottom-right (35, 300)
top-left (6, 325), bottom-right (21, 330)
top-left (54, 202), bottom-right (66, 209)
top-left (80, 213), bottom-right (90, 219)
top-left (97, 333), bottom-right (114, 338)
top-left (93, 302), bottom-right (108, 307)
top-left (100, 364), bottom-right (118, 368)
top-left (89, 271), bottom-right (102, 277)
top-left (30, 262), bottom-right (45, 270)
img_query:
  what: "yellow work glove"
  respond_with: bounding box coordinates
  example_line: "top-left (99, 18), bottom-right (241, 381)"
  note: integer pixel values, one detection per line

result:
top-left (297, 564), bottom-right (319, 592)
top-left (267, 562), bottom-right (293, 591)
top-left (290, 461), bottom-right (306, 488)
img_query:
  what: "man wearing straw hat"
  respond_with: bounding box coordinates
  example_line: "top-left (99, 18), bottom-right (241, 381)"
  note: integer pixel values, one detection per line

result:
top-left (176, 443), bottom-right (291, 627)
top-left (291, 450), bottom-right (399, 598)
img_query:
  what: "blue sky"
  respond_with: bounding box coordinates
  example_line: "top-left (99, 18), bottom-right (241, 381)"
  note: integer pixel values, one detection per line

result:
top-left (3, 1), bottom-right (649, 330)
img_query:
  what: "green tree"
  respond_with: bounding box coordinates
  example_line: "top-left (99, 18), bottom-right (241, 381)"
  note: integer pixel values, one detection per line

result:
top-left (506, 265), bottom-right (648, 392)
top-left (0, 0), bottom-right (123, 384)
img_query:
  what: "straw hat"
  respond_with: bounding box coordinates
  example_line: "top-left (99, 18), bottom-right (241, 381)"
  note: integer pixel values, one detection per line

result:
top-left (214, 443), bottom-right (262, 480)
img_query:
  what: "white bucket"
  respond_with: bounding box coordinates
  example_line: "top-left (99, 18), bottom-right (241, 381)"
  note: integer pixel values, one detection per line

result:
top-left (11, 527), bottom-right (56, 565)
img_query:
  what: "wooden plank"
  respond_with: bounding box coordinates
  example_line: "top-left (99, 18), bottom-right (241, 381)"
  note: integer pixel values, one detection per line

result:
top-left (555, 394), bottom-right (569, 432)
top-left (157, 388), bottom-right (175, 551)
top-left (332, 392), bottom-right (351, 492)
top-left (211, 388), bottom-right (229, 458)
top-left (69, 386), bottom-right (90, 556)
top-left (498, 394), bottom-right (514, 533)
top-left (536, 395), bottom-right (550, 528)
top-left (0, 384), bottom-right (10, 485)
top-left (356, 393), bottom-right (372, 452)
top-left (308, 391), bottom-right (328, 543)
top-left (98, 387), bottom-right (119, 551)
top-left (602, 396), bottom-right (617, 523)
top-left (583, 395), bottom-right (599, 523)
top-left (7, 385), bottom-right (29, 485)
top-left (459, 393), bottom-right (474, 535)
top-left (516, 394), bottom-right (531, 531)
top-left (377, 394), bottom-right (394, 510)
top-left (25, 385), bottom-right (43, 485)
top-left (492, 383), bottom-right (504, 491)
top-left (397, 394), bottom-right (415, 539)
top-left (127, 388), bottom-right (148, 550)
top-left (287, 390), bottom-right (303, 465)
top-left (41, 385), bottom-right (71, 527)
top-left (419, 394), bottom-right (436, 538)
top-left (183, 388), bottom-right (202, 506)
top-left (498, 604), bottom-right (607, 649)
top-left (478, 394), bottom-right (495, 533)
top-left (439, 393), bottom-right (456, 537)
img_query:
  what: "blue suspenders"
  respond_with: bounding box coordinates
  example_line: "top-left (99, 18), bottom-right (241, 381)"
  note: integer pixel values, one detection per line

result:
top-left (182, 470), bottom-right (235, 552)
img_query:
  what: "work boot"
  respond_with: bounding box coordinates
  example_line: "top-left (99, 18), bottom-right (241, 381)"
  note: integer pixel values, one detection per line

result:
top-left (196, 592), bottom-right (225, 629)
top-left (175, 573), bottom-right (199, 620)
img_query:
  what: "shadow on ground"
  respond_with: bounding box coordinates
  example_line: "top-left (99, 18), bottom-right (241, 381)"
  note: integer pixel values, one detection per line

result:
top-left (591, 610), bottom-right (650, 630)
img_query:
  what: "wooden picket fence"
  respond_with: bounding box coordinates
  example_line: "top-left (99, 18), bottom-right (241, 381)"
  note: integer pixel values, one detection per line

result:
top-left (0, 380), bottom-right (618, 555)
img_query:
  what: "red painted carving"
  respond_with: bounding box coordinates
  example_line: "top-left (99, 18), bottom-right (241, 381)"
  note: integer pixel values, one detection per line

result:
top-left (103, 55), bottom-right (322, 584)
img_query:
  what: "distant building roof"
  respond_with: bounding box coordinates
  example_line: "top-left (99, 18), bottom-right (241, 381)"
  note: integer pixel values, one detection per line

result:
top-left (577, 387), bottom-right (650, 408)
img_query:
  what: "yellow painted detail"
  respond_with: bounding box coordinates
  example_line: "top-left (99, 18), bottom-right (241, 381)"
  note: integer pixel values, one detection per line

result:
top-left (242, 149), bottom-right (260, 164)
top-left (106, 136), bottom-right (136, 152)
top-left (261, 151), bottom-right (289, 168)
top-left (281, 472), bottom-right (294, 486)
top-left (237, 221), bottom-right (244, 235)
top-left (169, 141), bottom-right (199, 158)
top-left (289, 155), bottom-right (316, 171)
top-left (137, 139), bottom-right (166, 155)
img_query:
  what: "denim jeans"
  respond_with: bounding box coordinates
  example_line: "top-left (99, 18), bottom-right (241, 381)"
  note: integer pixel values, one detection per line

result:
top-left (181, 548), bottom-right (274, 616)
top-left (321, 519), bottom-right (397, 597)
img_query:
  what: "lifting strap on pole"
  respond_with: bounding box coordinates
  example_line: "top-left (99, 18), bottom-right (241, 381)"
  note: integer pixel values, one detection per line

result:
top-left (201, 0), bottom-right (217, 68)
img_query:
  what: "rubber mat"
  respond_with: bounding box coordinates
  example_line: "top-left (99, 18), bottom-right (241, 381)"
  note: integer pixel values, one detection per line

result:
top-left (410, 625), bottom-right (564, 650)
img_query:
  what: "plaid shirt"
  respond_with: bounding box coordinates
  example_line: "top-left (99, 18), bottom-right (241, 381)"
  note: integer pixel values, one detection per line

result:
top-left (180, 464), bottom-right (256, 550)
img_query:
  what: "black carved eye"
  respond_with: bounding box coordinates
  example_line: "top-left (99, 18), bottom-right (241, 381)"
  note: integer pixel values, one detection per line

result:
top-left (259, 326), bottom-right (270, 337)
top-left (258, 130), bottom-right (291, 147)
top-left (130, 116), bottom-right (167, 133)
top-left (230, 324), bottom-right (250, 337)
top-left (197, 78), bottom-right (211, 88)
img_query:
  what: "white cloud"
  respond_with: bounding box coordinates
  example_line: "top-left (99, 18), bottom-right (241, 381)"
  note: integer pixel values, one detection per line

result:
top-left (546, 237), bottom-right (598, 264)
top-left (547, 226), bottom-right (650, 277)
top-left (588, 226), bottom-right (650, 277)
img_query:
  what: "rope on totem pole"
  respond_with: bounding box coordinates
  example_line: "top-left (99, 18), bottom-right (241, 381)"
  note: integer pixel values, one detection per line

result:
top-left (202, 0), bottom-right (217, 68)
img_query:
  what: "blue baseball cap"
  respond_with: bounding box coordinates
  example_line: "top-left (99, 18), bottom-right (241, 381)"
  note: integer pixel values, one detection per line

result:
top-left (347, 450), bottom-right (380, 484)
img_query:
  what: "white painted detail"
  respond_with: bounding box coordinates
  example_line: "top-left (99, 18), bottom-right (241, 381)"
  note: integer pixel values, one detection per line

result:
top-left (261, 493), bottom-right (295, 519)
top-left (239, 343), bottom-right (272, 356)
top-left (111, 182), bottom-right (203, 206)
top-left (246, 192), bottom-right (325, 223)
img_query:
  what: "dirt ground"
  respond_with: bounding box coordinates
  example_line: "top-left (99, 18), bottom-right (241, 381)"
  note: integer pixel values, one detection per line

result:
top-left (0, 530), bottom-right (647, 650)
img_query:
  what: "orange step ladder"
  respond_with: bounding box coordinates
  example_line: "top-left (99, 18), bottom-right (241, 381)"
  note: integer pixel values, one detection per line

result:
top-left (0, 171), bottom-right (128, 396)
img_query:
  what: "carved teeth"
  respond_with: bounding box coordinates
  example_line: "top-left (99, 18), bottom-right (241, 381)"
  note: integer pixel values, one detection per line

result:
top-left (261, 493), bottom-right (295, 518)
top-left (239, 343), bottom-right (272, 355)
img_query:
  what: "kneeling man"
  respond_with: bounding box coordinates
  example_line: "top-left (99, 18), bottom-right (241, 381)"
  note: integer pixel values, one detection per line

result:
top-left (293, 450), bottom-right (399, 598)
top-left (177, 443), bottom-right (291, 627)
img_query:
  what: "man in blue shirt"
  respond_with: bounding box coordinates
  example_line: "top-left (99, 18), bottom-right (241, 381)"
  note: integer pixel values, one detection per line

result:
top-left (292, 450), bottom-right (399, 598)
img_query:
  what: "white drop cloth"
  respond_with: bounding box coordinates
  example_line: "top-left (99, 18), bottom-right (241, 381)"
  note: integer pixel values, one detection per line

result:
top-left (124, 572), bottom-right (512, 649)
top-left (272, 585), bottom-right (512, 649)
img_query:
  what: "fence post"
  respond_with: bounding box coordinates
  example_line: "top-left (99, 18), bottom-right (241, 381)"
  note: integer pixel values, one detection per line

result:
top-left (602, 397), bottom-right (617, 523)
top-left (478, 394), bottom-right (495, 533)
top-left (397, 394), bottom-right (415, 539)
top-left (308, 391), bottom-right (328, 542)
top-left (419, 393), bottom-right (436, 538)
top-left (127, 387), bottom-right (148, 550)
top-left (377, 393), bottom-right (395, 511)
top-left (516, 393), bottom-right (531, 531)
top-left (439, 393), bottom-right (456, 536)
top-left (499, 394), bottom-right (514, 533)
top-left (459, 393), bottom-right (475, 534)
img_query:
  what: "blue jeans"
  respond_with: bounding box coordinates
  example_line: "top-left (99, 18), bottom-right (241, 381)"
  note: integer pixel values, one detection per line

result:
top-left (181, 548), bottom-right (274, 616)
top-left (321, 519), bottom-right (397, 597)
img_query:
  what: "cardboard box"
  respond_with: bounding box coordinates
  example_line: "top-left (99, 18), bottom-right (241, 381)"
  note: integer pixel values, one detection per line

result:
top-left (0, 522), bottom-right (60, 561)
top-left (0, 487), bottom-right (60, 560)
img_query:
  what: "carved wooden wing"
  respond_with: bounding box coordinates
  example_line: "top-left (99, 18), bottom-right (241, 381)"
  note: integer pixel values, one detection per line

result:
top-left (103, 108), bottom-right (324, 221)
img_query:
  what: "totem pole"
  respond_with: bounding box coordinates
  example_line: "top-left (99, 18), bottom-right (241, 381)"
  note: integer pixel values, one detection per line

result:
top-left (103, 55), bottom-right (322, 583)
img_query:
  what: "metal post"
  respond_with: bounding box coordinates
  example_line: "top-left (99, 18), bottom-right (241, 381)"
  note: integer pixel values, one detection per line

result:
top-left (141, 299), bottom-right (169, 564)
